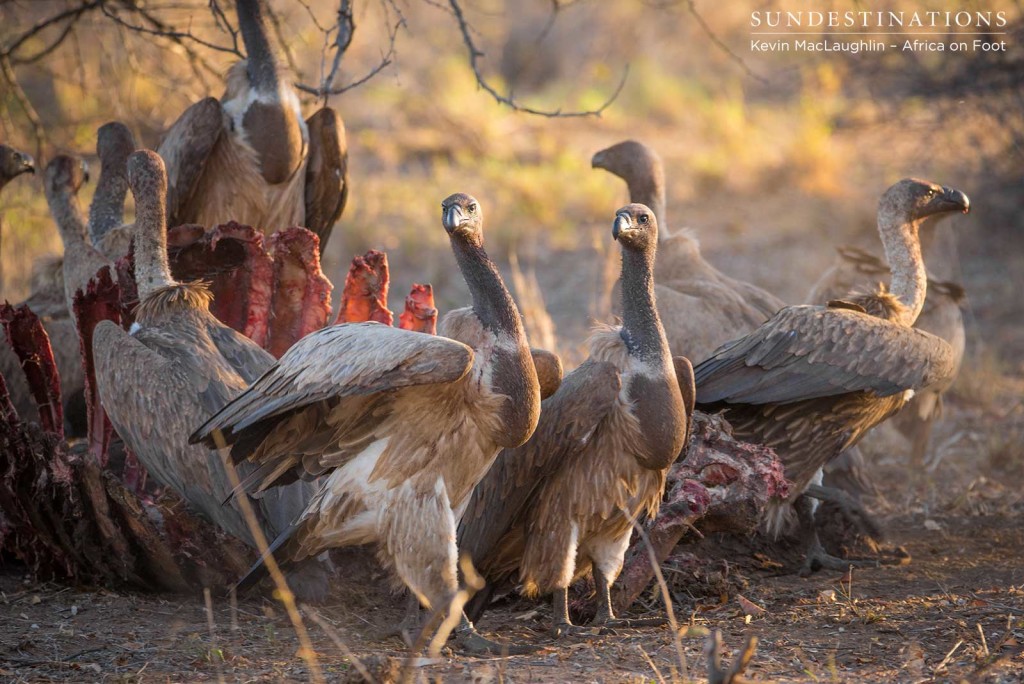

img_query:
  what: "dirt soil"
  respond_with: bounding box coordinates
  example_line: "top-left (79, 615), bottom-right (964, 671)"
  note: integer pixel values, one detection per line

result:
top-left (3, 398), bottom-right (1024, 684)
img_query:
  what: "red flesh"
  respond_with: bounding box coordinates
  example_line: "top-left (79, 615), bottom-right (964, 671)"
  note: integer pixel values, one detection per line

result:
top-left (335, 249), bottom-right (393, 326)
top-left (266, 227), bottom-right (333, 357)
top-left (398, 283), bottom-right (437, 334)
top-left (0, 303), bottom-right (63, 437)
top-left (72, 266), bottom-right (121, 466)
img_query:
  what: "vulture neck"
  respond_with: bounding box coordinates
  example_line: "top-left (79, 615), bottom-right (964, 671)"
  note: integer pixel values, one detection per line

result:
top-left (89, 158), bottom-right (129, 248)
top-left (133, 186), bottom-right (177, 302)
top-left (451, 238), bottom-right (522, 338)
top-left (237, 0), bottom-right (279, 93)
top-left (877, 209), bottom-right (927, 327)
top-left (46, 186), bottom-right (91, 256)
top-left (625, 173), bottom-right (668, 242)
top-left (619, 245), bottom-right (667, 363)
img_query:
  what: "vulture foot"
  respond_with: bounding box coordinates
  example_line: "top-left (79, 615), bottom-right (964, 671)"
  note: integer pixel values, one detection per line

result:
top-left (453, 620), bottom-right (540, 656)
top-left (804, 484), bottom-right (883, 541)
top-left (593, 616), bottom-right (668, 630)
top-left (375, 592), bottom-right (422, 645)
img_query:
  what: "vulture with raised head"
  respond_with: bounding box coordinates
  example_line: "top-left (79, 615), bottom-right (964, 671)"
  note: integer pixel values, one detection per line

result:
top-left (158, 0), bottom-right (347, 246)
top-left (190, 193), bottom-right (540, 652)
top-left (807, 244), bottom-right (966, 467)
top-left (693, 179), bottom-right (969, 574)
top-left (89, 122), bottom-right (137, 259)
top-left (0, 144), bottom-right (34, 191)
top-left (458, 203), bottom-right (689, 638)
top-left (92, 150), bottom-right (327, 596)
top-left (592, 140), bottom-right (784, 362)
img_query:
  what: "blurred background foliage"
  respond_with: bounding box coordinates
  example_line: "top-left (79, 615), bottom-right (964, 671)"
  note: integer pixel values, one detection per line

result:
top-left (1, 0), bottom-right (1022, 367)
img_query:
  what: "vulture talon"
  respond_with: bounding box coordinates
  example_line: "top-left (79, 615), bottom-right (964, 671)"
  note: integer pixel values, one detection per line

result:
top-left (804, 483), bottom-right (884, 541)
top-left (454, 622), bottom-right (540, 656)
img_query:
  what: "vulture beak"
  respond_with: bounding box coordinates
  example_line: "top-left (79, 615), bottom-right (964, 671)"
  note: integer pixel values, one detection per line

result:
top-left (612, 212), bottom-right (632, 240)
top-left (941, 186), bottom-right (970, 215)
top-left (591, 150), bottom-right (606, 169)
top-left (443, 204), bottom-right (466, 234)
top-left (81, 160), bottom-right (91, 185)
top-left (18, 153), bottom-right (35, 175)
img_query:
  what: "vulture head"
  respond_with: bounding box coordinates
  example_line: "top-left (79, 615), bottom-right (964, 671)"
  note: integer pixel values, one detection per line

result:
top-left (442, 193), bottom-right (484, 247)
top-left (0, 144), bottom-right (35, 188)
top-left (613, 203), bottom-right (659, 253)
top-left (879, 178), bottom-right (970, 227)
top-left (127, 150), bottom-right (169, 202)
top-left (530, 348), bottom-right (563, 400)
top-left (44, 155), bottom-right (89, 196)
top-left (591, 140), bottom-right (664, 192)
top-left (97, 122), bottom-right (135, 162)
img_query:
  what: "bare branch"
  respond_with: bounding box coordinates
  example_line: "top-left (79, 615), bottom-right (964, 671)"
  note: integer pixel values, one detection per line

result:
top-left (1, 1), bottom-right (103, 61)
top-left (683, 0), bottom-right (765, 83)
top-left (207, 0), bottom-right (240, 55)
top-left (0, 54), bottom-right (47, 162)
top-left (100, 0), bottom-right (243, 59)
top-left (446, 0), bottom-right (628, 118)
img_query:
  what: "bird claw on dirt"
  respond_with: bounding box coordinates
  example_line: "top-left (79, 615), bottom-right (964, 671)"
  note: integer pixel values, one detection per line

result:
top-left (804, 483), bottom-right (884, 541)
top-left (453, 625), bottom-right (541, 656)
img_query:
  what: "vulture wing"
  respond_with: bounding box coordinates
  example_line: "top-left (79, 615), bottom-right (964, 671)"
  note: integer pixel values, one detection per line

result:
top-left (720, 274), bottom-right (786, 320)
top-left (458, 359), bottom-right (621, 569)
top-left (303, 107), bottom-right (348, 248)
top-left (695, 305), bottom-right (956, 406)
top-left (158, 97), bottom-right (225, 227)
top-left (189, 322), bottom-right (474, 489)
top-left (206, 321), bottom-right (275, 384)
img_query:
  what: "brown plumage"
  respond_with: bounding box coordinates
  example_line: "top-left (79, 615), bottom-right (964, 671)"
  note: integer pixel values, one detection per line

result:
top-left (807, 244), bottom-right (966, 466)
top-left (592, 140), bottom-right (784, 362)
top-left (694, 179), bottom-right (969, 573)
top-left (458, 204), bottom-right (689, 635)
top-left (92, 151), bottom-right (325, 595)
top-left (0, 144), bottom-right (34, 191)
top-left (190, 193), bottom-right (540, 638)
top-left (158, 0), bottom-right (347, 246)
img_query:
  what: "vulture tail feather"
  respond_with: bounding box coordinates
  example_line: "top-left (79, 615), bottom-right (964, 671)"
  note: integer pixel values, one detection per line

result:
top-left (234, 519), bottom-right (299, 595)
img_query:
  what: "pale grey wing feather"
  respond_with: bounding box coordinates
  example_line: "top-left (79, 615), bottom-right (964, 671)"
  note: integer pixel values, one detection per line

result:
top-left (720, 274), bottom-right (785, 319)
top-left (158, 97), bottom-right (225, 227)
top-left (458, 360), bottom-right (621, 567)
top-left (206, 321), bottom-right (275, 383)
top-left (190, 322), bottom-right (474, 446)
top-left (303, 107), bottom-right (348, 248)
top-left (694, 305), bottom-right (956, 405)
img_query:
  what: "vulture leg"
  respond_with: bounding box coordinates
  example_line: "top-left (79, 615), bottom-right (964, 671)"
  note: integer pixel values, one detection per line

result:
top-left (796, 494), bottom-right (901, 576)
top-left (592, 566), bottom-right (666, 630)
top-left (804, 483), bottom-right (883, 541)
top-left (375, 592), bottom-right (421, 644)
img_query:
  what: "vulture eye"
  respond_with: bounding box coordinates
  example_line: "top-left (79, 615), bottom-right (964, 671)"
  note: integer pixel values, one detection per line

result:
top-left (638, 214), bottom-right (649, 224)
top-left (468, 203), bottom-right (477, 213)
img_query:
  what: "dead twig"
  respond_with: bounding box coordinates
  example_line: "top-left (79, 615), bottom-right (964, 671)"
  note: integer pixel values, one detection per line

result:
top-left (446, 0), bottom-right (628, 118)
top-left (706, 630), bottom-right (759, 684)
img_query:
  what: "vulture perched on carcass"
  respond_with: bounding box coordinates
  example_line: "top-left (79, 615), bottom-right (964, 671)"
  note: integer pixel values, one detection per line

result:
top-left (807, 244), bottom-right (966, 469)
top-left (458, 203), bottom-right (690, 639)
top-left (158, 0), bottom-right (347, 247)
top-left (92, 150), bottom-right (329, 598)
top-left (592, 140), bottom-right (784, 362)
top-left (693, 179), bottom-right (969, 574)
top-left (190, 193), bottom-right (540, 653)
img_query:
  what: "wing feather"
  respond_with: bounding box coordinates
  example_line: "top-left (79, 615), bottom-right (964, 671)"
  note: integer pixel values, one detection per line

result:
top-left (158, 97), bottom-right (225, 227)
top-left (303, 107), bottom-right (348, 248)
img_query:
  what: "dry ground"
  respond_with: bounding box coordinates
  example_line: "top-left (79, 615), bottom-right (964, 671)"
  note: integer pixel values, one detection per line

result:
top-left (2, 391), bottom-right (1023, 683)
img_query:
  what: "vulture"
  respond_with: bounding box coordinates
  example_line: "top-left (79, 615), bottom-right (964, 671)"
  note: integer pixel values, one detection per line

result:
top-left (592, 140), bottom-right (784, 362)
top-left (89, 122), bottom-right (137, 259)
top-left (693, 179), bottom-right (970, 574)
top-left (92, 150), bottom-right (327, 597)
top-left (158, 0), bottom-right (347, 246)
top-left (458, 204), bottom-right (690, 638)
top-left (190, 193), bottom-right (541, 652)
top-left (807, 244), bottom-right (966, 467)
top-left (0, 144), bottom-right (34, 191)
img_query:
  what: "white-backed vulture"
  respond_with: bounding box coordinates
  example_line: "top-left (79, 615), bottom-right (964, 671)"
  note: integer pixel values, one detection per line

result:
top-left (92, 150), bottom-right (328, 597)
top-left (807, 244), bottom-right (966, 467)
top-left (592, 140), bottom-right (784, 362)
top-left (158, 0), bottom-right (347, 246)
top-left (693, 179), bottom-right (970, 574)
top-left (89, 122), bottom-right (137, 259)
top-left (458, 204), bottom-right (690, 638)
top-left (190, 193), bottom-right (541, 651)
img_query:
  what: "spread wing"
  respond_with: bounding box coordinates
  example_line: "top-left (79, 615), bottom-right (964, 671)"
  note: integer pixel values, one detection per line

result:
top-left (695, 305), bottom-right (956, 406)
top-left (457, 359), bottom-right (620, 570)
top-left (158, 97), bottom-right (225, 227)
top-left (189, 322), bottom-right (474, 489)
top-left (303, 107), bottom-right (348, 248)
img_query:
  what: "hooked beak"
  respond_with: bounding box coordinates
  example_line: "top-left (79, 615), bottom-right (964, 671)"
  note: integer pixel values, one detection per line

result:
top-left (940, 186), bottom-right (970, 214)
top-left (21, 153), bottom-right (35, 175)
top-left (443, 204), bottom-right (465, 234)
top-left (612, 212), bottom-right (631, 240)
top-left (591, 150), bottom-right (606, 169)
